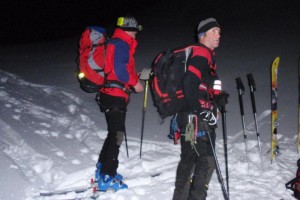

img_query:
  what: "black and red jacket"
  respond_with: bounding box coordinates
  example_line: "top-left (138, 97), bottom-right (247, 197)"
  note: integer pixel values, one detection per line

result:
top-left (183, 43), bottom-right (219, 114)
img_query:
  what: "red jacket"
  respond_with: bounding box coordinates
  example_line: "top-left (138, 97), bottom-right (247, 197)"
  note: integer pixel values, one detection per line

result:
top-left (100, 28), bottom-right (139, 101)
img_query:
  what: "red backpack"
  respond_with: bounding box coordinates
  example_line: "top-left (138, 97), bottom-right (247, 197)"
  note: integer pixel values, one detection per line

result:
top-left (77, 26), bottom-right (107, 93)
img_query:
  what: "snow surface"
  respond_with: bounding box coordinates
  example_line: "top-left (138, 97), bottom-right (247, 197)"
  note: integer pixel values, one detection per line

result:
top-left (1, 1), bottom-right (300, 199)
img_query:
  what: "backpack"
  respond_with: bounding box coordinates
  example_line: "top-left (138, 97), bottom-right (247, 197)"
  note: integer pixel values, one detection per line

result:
top-left (77, 26), bottom-right (107, 93)
top-left (150, 45), bottom-right (193, 119)
top-left (286, 159), bottom-right (300, 199)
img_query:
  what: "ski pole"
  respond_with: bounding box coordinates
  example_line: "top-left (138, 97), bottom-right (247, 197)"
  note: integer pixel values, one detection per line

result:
top-left (139, 68), bottom-right (152, 158)
top-left (207, 131), bottom-right (229, 200)
top-left (235, 77), bottom-right (250, 171)
top-left (247, 73), bottom-right (263, 169)
top-left (140, 80), bottom-right (149, 158)
top-left (124, 129), bottom-right (129, 158)
top-left (221, 105), bottom-right (229, 198)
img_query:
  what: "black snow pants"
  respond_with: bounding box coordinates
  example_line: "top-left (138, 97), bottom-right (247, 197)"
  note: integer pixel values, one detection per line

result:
top-left (97, 93), bottom-right (127, 177)
top-left (173, 131), bottom-right (216, 200)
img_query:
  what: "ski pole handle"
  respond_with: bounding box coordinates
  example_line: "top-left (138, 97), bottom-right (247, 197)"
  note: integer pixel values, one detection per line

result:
top-left (139, 68), bottom-right (152, 81)
top-left (235, 77), bottom-right (245, 115)
top-left (246, 73), bottom-right (256, 92)
top-left (247, 73), bottom-right (257, 113)
top-left (235, 77), bottom-right (245, 95)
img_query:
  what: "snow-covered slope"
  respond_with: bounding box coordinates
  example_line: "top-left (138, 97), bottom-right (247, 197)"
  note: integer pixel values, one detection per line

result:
top-left (1, 0), bottom-right (300, 199)
top-left (0, 69), bottom-right (298, 200)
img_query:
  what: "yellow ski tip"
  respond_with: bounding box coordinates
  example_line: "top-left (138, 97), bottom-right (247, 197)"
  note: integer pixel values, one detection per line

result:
top-left (272, 57), bottom-right (280, 68)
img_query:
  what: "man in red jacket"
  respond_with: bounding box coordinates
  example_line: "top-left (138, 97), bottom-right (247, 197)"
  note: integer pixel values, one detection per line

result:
top-left (95, 16), bottom-right (144, 191)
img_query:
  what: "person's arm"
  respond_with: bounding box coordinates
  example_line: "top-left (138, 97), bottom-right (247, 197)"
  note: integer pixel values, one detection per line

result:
top-left (183, 56), bottom-right (210, 113)
top-left (113, 41), bottom-right (131, 83)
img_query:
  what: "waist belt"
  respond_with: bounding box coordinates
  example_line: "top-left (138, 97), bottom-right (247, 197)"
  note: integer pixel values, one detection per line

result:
top-left (104, 82), bottom-right (131, 93)
top-left (104, 82), bottom-right (125, 89)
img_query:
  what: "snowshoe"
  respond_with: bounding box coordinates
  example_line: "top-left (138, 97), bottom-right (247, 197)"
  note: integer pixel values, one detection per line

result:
top-left (97, 174), bottom-right (128, 192)
top-left (95, 162), bottom-right (123, 181)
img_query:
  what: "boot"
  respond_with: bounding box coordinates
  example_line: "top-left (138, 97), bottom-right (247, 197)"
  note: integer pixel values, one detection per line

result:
top-left (95, 162), bottom-right (123, 181)
top-left (97, 174), bottom-right (128, 192)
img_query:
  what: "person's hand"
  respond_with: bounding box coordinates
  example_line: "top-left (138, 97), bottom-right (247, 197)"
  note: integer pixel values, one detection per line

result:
top-left (214, 91), bottom-right (229, 106)
top-left (133, 80), bottom-right (144, 93)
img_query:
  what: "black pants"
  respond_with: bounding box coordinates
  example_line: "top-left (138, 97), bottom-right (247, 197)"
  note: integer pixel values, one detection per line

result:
top-left (97, 93), bottom-right (127, 176)
top-left (173, 129), bottom-right (216, 200)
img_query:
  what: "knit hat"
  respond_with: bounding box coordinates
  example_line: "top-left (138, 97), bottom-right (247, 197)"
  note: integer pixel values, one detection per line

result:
top-left (197, 18), bottom-right (219, 35)
top-left (117, 16), bottom-right (143, 32)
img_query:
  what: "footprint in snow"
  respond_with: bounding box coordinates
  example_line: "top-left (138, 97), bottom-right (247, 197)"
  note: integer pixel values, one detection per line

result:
top-left (80, 148), bottom-right (89, 154)
top-left (64, 134), bottom-right (73, 139)
top-left (71, 159), bottom-right (81, 165)
top-left (56, 151), bottom-right (64, 157)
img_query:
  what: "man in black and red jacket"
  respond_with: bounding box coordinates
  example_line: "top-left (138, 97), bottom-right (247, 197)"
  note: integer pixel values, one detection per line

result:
top-left (173, 18), bottom-right (229, 200)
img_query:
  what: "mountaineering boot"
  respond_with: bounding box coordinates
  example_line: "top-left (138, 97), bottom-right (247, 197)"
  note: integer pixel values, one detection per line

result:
top-left (95, 162), bottom-right (123, 181)
top-left (97, 174), bottom-right (128, 192)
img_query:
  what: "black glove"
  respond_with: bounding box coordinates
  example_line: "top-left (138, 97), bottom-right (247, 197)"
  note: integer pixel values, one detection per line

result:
top-left (214, 91), bottom-right (229, 107)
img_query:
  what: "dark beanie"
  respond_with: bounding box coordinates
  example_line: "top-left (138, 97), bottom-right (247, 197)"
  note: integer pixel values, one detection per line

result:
top-left (197, 18), bottom-right (219, 34)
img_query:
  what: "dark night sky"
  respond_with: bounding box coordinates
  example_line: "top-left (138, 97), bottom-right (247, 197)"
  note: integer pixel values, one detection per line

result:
top-left (1, 0), bottom-right (157, 44)
top-left (1, 0), bottom-right (299, 45)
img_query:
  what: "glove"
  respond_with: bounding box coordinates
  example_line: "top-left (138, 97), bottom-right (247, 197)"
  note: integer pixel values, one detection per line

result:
top-left (214, 91), bottom-right (229, 107)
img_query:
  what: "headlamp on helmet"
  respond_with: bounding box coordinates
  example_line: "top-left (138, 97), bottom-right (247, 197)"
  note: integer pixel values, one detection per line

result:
top-left (117, 16), bottom-right (143, 32)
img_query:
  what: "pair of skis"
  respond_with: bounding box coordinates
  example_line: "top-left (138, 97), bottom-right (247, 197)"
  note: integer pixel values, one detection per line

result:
top-left (236, 73), bottom-right (263, 169)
